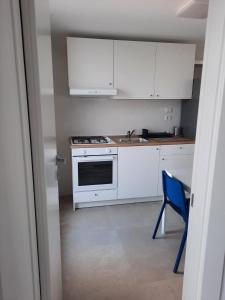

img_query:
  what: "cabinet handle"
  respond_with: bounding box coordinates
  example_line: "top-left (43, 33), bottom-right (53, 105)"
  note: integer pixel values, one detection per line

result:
top-left (156, 94), bottom-right (160, 97)
top-left (150, 94), bottom-right (153, 97)
top-left (109, 82), bottom-right (112, 86)
top-left (94, 193), bottom-right (98, 196)
top-left (162, 158), bottom-right (165, 160)
top-left (156, 147), bottom-right (160, 150)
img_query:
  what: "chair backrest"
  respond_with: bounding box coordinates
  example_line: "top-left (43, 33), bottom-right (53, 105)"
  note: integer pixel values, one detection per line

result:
top-left (162, 170), bottom-right (189, 221)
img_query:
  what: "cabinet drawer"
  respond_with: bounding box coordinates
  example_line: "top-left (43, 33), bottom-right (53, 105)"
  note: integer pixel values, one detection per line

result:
top-left (74, 190), bottom-right (117, 203)
top-left (160, 144), bottom-right (194, 155)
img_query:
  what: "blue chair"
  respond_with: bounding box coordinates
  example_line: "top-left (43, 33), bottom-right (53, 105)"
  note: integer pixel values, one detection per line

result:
top-left (152, 170), bottom-right (190, 273)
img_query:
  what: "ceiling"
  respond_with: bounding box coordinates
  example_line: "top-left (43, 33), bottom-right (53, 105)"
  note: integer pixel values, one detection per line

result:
top-left (49, 0), bottom-right (207, 44)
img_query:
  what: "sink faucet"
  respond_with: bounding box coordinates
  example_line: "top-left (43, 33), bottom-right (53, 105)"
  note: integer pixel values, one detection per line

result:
top-left (127, 129), bottom-right (135, 139)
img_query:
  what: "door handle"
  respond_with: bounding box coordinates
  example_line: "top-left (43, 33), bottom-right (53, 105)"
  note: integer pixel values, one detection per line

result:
top-left (56, 154), bottom-right (66, 165)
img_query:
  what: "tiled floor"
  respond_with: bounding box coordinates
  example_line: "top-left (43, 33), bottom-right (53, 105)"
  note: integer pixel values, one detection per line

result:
top-left (60, 198), bottom-right (184, 300)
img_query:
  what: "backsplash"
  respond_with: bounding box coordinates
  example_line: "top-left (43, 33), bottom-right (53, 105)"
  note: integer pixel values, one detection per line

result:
top-left (68, 97), bottom-right (181, 136)
top-left (52, 37), bottom-right (181, 196)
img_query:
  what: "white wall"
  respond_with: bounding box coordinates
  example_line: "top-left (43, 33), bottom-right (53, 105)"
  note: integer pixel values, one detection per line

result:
top-left (52, 37), bottom-right (182, 196)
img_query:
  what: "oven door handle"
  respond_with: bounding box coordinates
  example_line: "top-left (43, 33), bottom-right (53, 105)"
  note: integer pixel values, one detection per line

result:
top-left (75, 155), bottom-right (117, 162)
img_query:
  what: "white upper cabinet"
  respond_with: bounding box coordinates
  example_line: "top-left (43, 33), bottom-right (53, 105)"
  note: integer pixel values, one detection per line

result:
top-left (67, 37), bottom-right (114, 94)
top-left (114, 41), bottom-right (156, 99)
top-left (67, 37), bottom-right (196, 99)
top-left (155, 43), bottom-right (196, 99)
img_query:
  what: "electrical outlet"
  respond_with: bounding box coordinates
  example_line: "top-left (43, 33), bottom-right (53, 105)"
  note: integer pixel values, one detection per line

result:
top-left (164, 115), bottom-right (173, 121)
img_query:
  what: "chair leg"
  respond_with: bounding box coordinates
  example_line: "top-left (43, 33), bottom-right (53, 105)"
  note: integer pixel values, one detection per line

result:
top-left (152, 201), bottom-right (166, 239)
top-left (173, 226), bottom-right (188, 273)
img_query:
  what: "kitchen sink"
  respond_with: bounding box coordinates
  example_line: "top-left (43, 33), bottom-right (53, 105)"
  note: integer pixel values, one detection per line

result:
top-left (118, 137), bottom-right (148, 144)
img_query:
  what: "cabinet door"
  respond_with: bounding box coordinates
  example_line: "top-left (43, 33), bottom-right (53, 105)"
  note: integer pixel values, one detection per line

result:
top-left (155, 43), bottom-right (196, 99)
top-left (118, 146), bottom-right (160, 199)
top-left (114, 41), bottom-right (156, 99)
top-left (158, 154), bottom-right (194, 195)
top-left (67, 37), bottom-right (113, 89)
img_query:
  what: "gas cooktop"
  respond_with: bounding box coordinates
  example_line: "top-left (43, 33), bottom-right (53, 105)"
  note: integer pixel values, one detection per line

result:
top-left (71, 136), bottom-right (114, 145)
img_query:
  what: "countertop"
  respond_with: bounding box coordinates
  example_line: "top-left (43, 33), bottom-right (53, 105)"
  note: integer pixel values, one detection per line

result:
top-left (70, 135), bottom-right (195, 148)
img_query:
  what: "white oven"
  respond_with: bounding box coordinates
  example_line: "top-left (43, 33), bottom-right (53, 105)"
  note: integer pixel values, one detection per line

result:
top-left (72, 147), bottom-right (118, 192)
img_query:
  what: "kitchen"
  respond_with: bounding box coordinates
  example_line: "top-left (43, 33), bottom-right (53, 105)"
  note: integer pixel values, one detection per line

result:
top-left (50, 1), bottom-right (205, 299)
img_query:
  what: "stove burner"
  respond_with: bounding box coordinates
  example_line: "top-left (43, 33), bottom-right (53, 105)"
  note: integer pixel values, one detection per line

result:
top-left (71, 136), bottom-right (110, 145)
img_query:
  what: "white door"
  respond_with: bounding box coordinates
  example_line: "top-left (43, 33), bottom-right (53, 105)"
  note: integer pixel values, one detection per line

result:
top-left (157, 154), bottom-right (194, 195)
top-left (0, 1), bottom-right (40, 299)
top-left (118, 146), bottom-right (160, 199)
top-left (21, 0), bottom-right (62, 300)
top-left (183, 0), bottom-right (225, 299)
top-left (114, 40), bottom-right (156, 99)
top-left (155, 43), bottom-right (196, 99)
top-left (67, 37), bottom-right (114, 89)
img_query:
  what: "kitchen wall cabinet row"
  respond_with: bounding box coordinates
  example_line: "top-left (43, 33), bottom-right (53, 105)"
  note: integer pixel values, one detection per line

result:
top-left (118, 144), bottom-right (194, 199)
top-left (67, 37), bottom-right (196, 99)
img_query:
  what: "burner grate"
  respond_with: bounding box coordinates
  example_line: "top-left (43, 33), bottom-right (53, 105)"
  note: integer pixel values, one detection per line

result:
top-left (71, 136), bottom-right (108, 144)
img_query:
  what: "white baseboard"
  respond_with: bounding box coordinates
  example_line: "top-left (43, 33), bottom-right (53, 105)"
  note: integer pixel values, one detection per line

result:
top-left (76, 196), bottom-right (163, 209)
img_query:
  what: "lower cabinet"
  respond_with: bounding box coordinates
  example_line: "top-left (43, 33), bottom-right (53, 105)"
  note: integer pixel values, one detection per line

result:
top-left (118, 144), bottom-right (194, 200)
top-left (157, 154), bottom-right (194, 195)
top-left (118, 146), bottom-right (160, 199)
top-left (72, 143), bottom-right (195, 206)
top-left (157, 145), bottom-right (194, 195)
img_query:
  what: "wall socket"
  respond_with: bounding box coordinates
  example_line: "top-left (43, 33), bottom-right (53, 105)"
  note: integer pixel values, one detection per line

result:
top-left (164, 115), bottom-right (173, 121)
top-left (164, 107), bottom-right (173, 114)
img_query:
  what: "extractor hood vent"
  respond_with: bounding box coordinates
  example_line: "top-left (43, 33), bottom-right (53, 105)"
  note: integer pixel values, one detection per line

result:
top-left (69, 88), bottom-right (118, 96)
top-left (177, 0), bottom-right (208, 19)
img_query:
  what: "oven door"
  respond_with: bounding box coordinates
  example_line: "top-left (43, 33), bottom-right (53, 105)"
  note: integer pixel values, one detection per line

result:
top-left (72, 155), bottom-right (118, 192)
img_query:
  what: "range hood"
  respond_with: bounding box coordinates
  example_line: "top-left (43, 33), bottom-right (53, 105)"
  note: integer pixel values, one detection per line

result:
top-left (69, 88), bottom-right (118, 96)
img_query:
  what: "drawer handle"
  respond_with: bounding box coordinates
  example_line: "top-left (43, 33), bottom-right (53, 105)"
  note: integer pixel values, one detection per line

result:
top-left (162, 158), bottom-right (165, 160)
top-left (94, 193), bottom-right (98, 196)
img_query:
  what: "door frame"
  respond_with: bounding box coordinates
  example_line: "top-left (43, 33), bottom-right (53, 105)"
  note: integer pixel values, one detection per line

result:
top-left (19, 0), bottom-right (62, 299)
top-left (0, 0), bottom-right (40, 299)
top-left (183, 0), bottom-right (225, 299)
top-left (7, 0), bottom-right (225, 298)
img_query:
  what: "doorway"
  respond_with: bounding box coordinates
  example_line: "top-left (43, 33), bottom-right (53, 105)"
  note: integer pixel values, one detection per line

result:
top-left (16, 0), bottom-right (225, 300)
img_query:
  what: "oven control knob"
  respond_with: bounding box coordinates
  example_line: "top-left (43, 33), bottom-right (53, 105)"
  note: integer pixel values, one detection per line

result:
top-left (107, 148), bottom-right (112, 154)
